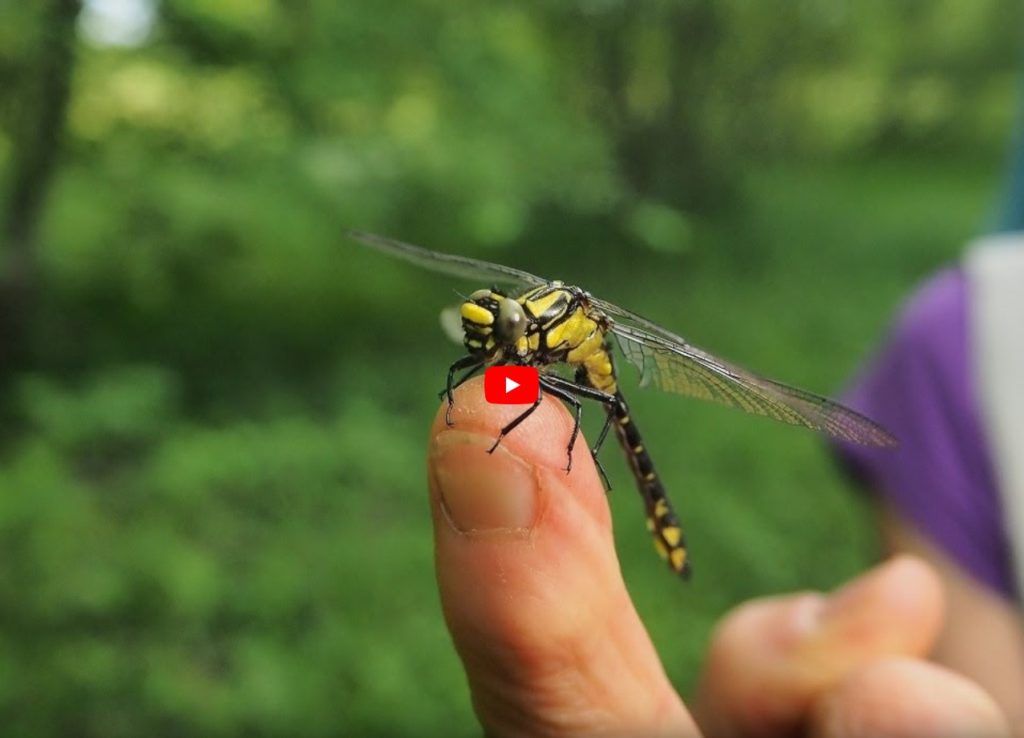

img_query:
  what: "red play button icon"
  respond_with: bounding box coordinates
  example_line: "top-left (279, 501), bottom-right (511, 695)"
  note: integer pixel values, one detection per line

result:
top-left (484, 366), bottom-right (540, 404)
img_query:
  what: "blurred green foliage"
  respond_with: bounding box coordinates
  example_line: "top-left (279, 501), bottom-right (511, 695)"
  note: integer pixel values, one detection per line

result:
top-left (0, 0), bottom-right (1017, 735)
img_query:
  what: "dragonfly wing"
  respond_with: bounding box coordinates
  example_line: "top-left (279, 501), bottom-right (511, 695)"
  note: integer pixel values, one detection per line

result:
top-left (439, 305), bottom-right (464, 345)
top-left (592, 296), bottom-right (708, 347)
top-left (347, 230), bottom-right (547, 288)
top-left (610, 321), bottom-right (896, 447)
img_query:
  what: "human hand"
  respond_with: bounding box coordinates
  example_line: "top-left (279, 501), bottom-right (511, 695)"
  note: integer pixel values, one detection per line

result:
top-left (426, 378), bottom-right (1010, 738)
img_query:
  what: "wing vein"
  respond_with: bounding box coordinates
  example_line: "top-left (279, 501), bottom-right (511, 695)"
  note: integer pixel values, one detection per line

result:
top-left (611, 322), bottom-right (895, 446)
top-left (347, 230), bottom-right (546, 288)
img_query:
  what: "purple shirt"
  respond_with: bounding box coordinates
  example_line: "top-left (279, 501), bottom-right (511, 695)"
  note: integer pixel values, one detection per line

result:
top-left (832, 268), bottom-right (1017, 600)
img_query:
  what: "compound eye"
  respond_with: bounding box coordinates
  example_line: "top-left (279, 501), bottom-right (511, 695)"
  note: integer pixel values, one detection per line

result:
top-left (495, 298), bottom-right (527, 343)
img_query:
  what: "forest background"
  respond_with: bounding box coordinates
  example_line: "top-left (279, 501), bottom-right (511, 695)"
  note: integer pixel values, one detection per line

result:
top-left (0, 1), bottom-right (1019, 735)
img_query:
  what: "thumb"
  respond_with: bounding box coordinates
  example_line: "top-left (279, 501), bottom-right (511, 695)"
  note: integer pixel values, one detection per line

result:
top-left (692, 555), bottom-right (945, 737)
top-left (427, 376), bottom-right (698, 738)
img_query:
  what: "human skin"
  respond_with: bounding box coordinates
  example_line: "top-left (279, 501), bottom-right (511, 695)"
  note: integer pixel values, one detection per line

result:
top-left (877, 505), bottom-right (1024, 736)
top-left (426, 377), bottom-right (1010, 738)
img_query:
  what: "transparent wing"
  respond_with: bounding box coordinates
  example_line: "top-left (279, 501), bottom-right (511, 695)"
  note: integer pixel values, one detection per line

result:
top-left (607, 317), bottom-right (896, 447)
top-left (347, 230), bottom-right (547, 288)
top-left (439, 305), bottom-right (464, 345)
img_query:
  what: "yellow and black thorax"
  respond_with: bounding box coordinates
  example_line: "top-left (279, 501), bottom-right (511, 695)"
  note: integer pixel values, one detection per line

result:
top-left (459, 282), bottom-right (618, 393)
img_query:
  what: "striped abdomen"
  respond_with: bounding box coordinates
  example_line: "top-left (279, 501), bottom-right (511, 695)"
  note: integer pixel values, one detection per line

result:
top-left (610, 392), bottom-right (691, 578)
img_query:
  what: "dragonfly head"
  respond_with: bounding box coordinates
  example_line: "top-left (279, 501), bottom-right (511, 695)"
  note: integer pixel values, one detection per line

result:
top-left (460, 288), bottom-right (527, 356)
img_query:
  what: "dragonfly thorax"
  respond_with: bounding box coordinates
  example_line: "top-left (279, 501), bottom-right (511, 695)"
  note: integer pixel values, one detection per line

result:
top-left (460, 288), bottom-right (529, 357)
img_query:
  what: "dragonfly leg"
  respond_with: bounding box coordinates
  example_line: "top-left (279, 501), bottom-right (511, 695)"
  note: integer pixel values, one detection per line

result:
top-left (488, 390), bottom-right (543, 454)
top-left (592, 456), bottom-right (612, 491)
top-left (589, 412), bottom-right (615, 491)
top-left (540, 374), bottom-right (620, 481)
top-left (538, 377), bottom-right (583, 473)
top-left (591, 411), bottom-right (614, 456)
top-left (541, 373), bottom-right (618, 405)
top-left (448, 362), bottom-right (485, 395)
top-left (442, 355), bottom-right (485, 426)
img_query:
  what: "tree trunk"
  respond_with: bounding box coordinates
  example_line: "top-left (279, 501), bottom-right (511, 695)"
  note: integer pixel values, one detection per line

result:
top-left (0, 0), bottom-right (81, 375)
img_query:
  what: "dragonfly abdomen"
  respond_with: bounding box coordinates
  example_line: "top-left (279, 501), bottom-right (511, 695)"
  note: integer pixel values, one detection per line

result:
top-left (610, 392), bottom-right (692, 578)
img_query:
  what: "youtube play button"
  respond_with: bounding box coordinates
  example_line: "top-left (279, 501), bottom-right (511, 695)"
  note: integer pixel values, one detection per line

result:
top-left (484, 366), bottom-right (540, 404)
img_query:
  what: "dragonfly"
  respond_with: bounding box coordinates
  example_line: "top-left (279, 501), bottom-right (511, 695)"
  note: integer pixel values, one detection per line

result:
top-left (349, 230), bottom-right (896, 578)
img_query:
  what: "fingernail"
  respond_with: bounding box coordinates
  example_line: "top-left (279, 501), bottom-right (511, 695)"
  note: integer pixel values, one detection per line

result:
top-left (431, 430), bottom-right (539, 533)
top-left (820, 573), bottom-right (877, 622)
top-left (818, 557), bottom-right (911, 624)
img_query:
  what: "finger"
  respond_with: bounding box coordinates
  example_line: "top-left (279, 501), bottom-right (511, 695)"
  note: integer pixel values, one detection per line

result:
top-left (428, 376), bottom-right (698, 738)
top-left (809, 657), bottom-right (1010, 738)
top-left (693, 556), bottom-right (943, 737)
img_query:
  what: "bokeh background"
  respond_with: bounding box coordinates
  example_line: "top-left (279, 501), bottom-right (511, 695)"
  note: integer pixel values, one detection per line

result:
top-left (0, 1), bottom-right (1020, 735)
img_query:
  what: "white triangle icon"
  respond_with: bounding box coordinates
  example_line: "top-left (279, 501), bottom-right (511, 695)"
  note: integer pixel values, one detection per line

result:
top-left (505, 376), bottom-right (520, 394)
